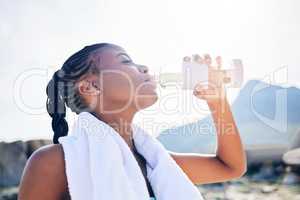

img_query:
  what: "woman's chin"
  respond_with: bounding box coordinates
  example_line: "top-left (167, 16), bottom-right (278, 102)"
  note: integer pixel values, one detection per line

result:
top-left (134, 92), bottom-right (158, 110)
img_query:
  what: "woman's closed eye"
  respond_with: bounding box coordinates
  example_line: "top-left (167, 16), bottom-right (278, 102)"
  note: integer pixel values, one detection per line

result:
top-left (122, 59), bottom-right (133, 64)
top-left (117, 53), bottom-right (133, 65)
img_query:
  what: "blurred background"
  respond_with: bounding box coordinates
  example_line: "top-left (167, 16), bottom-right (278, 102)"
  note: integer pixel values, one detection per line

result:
top-left (1, 0), bottom-right (300, 199)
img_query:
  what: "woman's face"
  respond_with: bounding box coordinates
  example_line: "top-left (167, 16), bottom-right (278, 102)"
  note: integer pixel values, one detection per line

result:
top-left (86, 46), bottom-right (158, 113)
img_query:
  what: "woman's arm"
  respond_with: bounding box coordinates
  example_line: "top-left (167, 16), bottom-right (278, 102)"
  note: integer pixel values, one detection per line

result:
top-left (18, 144), bottom-right (68, 200)
top-left (170, 66), bottom-right (247, 185)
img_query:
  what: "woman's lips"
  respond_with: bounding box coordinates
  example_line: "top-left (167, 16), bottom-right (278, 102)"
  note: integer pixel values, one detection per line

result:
top-left (144, 75), bottom-right (156, 82)
top-left (144, 78), bottom-right (157, 88)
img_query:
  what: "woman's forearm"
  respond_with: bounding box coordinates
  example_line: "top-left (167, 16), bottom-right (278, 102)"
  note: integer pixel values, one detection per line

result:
top-left (207, 98), bottom-right (247, 174)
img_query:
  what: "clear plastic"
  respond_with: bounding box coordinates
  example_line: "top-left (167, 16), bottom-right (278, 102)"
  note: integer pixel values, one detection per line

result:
top-left (155, 58), bottom-right (244, 90)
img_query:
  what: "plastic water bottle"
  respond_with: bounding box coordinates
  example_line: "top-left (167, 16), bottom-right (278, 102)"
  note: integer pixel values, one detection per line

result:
top-left (155, 58), bottom-right (244, 90)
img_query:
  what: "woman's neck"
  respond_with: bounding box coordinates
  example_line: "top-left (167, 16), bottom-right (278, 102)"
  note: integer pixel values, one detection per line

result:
top-left (92, 109), bottom-right (136, 150)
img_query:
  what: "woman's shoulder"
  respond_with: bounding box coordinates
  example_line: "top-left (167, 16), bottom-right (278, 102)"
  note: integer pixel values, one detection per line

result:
top-left (26, 144), bottom-right (65, 173)
top-left (19, 144), bottom-right (69, 199)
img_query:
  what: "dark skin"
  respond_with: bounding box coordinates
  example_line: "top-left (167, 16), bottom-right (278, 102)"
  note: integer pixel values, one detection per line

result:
top-left (19, 144), bottom-right (70, 200)
top-left (19, 47), bottom-right (246, 199)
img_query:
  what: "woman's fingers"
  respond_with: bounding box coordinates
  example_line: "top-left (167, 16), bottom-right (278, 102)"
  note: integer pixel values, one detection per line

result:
top-left (203, 54), bottom-right (223, 69)
top-left (216, 56), bottom-right (222, 69)
top-left (203, 54), bottom-right (212, 67)
top-left (193, 83), bottom-right (218, 97)
top-left (189, 53), bottom-right (227, 101)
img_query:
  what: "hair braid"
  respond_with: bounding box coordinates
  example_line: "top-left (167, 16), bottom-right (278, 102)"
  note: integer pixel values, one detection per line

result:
top-left (46, 43), bottom-right (118, 144)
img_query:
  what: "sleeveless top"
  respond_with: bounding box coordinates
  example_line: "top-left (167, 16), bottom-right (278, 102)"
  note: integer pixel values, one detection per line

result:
top-left (132, 140), bottom-right (156, 199)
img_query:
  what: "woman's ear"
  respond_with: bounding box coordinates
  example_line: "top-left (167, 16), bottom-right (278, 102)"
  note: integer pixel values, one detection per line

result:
top-left (77, 76), bottom-right (101, 97)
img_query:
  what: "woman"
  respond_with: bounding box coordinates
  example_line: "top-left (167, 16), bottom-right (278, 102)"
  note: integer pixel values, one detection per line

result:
top-left (18, 43), bottom-right (246, 200)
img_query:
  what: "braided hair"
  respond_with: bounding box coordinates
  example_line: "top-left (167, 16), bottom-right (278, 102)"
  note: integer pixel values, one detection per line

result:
top-left (46, 43), bottom-right (117, 144)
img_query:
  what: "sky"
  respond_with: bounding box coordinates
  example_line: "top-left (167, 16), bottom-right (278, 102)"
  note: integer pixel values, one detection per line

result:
top-left (1, 0), bottom-right (300, 141)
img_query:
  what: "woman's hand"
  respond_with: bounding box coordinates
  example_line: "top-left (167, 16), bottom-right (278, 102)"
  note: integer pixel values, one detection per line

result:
top-left (193, 55), bottom-right (228, 103)
top-left (193, 82), bottom-right (224, 103)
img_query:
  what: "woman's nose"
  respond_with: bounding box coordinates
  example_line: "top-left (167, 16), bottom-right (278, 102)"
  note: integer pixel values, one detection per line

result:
top-left (136, 64), bottom-right (149, 74)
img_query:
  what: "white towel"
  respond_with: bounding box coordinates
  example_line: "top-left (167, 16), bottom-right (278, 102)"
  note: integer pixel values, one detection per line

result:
top-left (59, 112), bottom-right (203, 200)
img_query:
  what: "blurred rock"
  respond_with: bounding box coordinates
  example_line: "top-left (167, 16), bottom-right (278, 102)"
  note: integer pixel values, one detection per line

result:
top-left (0, 187), bottom-right (18, 200)
top-left (25, 139), bottom-right (51, 157)
top-left (0, 139), bottom-right (51, 187)
top-left (283, 147), bottom-right (300, 165)
top-left (0, 141), bottom-right (27, 187)
top-left (282, 167), bottom-right (300, 185)
top-left (0, 194), bottom-right (17, 200)
top-left (282, 172), bottom-right (300, 185)
top-left (261, 185), bottom-right (278, 193)
top-left (202, 183), bottom-right (225, 191)
top-left (282, 147), bottom-right (300, 184)
top-left (250, 161), bottom-right (278, 182)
